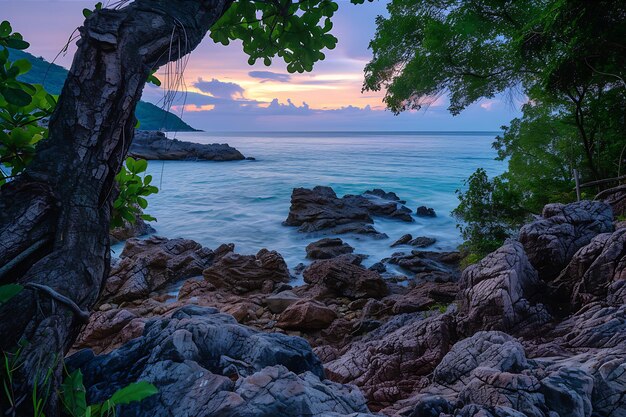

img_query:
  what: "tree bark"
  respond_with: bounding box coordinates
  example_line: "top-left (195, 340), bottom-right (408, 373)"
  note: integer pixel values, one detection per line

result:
top-left (0, 1), bottom-right (231, 415)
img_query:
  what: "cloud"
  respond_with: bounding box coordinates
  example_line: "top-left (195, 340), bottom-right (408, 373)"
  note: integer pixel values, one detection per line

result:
top-left (193, 77), bottom-right (244, 99)
top-left (248, 71), bottom-right (292, 83)
top-left (479, 99), bottom-right (498, 111)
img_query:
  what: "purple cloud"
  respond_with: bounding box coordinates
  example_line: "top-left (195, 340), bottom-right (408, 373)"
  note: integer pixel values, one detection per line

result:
top-left (193, 77), bottom-right (244, 99)
top-left (248, 71), bottom-right (292, 83)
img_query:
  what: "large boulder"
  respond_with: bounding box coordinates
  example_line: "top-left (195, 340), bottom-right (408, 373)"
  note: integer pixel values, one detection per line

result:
top-left (203, 248), bottom-right (291, 294)
top-left (306, 238), bottom-right (355, 259)
top-left (67, 306), bottom-right (373, 417)
top-left (324, 312), bottom-right (456, 407)
top-left (104, 236), bottom-right (214, 304)
top-left (303, 255), bottom-right (389, 300)
top-left (552, 228), bottom-right (626, 309)
top-left (277, 299), bottom-right (337, 330)
top-left (457, 240), bottom-right (551, 336)
top-left (519, 201), bottom-right (613, 280)
top-left (284, 186), bottom-right (413, 238)
top-left (129, 130), bottom-right (246, 161)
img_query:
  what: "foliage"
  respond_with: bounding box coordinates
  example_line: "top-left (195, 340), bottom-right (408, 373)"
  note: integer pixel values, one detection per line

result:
top-left (0, 21), bottom-right (158, 227)
top-left (0, 284), bottom-right (22, 305)
top-left (365, 0), bottom-right (626, 261)
top-left (61, 369), bottom-right (157, 417)
top-left (111, 157), bottom-right (158, 228)
top-left (210, 0), bottom-right (371, 73)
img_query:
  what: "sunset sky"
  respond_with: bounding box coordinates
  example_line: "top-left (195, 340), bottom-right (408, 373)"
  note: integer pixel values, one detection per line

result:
top-left (2, 0), bottom-right (522, 131)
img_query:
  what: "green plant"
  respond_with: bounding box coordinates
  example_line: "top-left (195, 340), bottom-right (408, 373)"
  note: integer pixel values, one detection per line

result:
top-left (0, 284), bottom-right (22, 305)
top-left (61, 369), bottom-right (157, 417)
top-left (111, 157), bottom-right (158, 228)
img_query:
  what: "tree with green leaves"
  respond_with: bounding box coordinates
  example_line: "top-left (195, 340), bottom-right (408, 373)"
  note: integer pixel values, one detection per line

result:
top-left (364, 0), bottom-right (626, 259)
top-left (0, 0), bottom-right (368, 415)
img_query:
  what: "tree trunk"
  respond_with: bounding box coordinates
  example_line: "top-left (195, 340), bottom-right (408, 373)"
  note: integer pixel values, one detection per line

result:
top-left (0, 1), bottom-right (230, 415)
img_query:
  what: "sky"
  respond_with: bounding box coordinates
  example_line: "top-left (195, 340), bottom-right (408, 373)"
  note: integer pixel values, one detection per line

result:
top-left (1, 0), bottom-right (522, 131)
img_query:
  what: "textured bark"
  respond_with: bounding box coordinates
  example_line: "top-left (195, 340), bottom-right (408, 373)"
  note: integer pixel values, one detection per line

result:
top-left (0, 1), bottom-right (231, 415)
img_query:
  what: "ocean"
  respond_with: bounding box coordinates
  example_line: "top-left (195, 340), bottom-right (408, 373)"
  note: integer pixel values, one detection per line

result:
top-left (112, 131), bottom-right (505, 279)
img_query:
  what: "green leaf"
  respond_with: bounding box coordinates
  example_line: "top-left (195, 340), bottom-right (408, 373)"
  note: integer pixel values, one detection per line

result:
top-left (83, 8), bottom-right (93, 18)
top-left (11, 59), bottom-right (32, 75)
top-left (4, 38), bottom-right (29, 50)
top-left (109, 381), bottom-right (158, 405)
top-left (0, 284), bottom-right (22, 304)
top-left (61, 370), bottom-right (87, 417)
top-left (0, 21), bottom-right (11, 38)
top-left (0, 86), bottom-right (32, 106)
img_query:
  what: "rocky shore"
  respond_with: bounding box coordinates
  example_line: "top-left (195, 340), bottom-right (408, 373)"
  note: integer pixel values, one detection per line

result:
top-left (70, 189), bottom-right (625, 416)
top-left (128, 130), bottom-right (248, 161)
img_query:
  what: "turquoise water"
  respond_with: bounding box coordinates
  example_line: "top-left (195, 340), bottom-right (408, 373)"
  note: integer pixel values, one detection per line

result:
top-left (114, 132), bottom-right (504, 278)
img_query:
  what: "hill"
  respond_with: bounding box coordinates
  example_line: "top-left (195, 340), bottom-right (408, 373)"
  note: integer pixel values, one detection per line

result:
top-left (8, 49), bottom-right (197, 132)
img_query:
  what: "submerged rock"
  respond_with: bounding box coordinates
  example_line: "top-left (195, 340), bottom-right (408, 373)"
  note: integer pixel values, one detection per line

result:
top-left (415, 206), bottom-right (436, 217)
top-left (67, 306), bottom-right (372, 417)
top-left (284, 186), bottom-right (413, 238)
top-left (129, 130), bottom-right (246, 161)
top-left (306, 238), bottom-right (355, 259)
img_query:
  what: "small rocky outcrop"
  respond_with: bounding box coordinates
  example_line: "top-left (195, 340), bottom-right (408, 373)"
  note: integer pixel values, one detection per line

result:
top-left (552, 228), bottom-right (626, 309)
top-left (519, 200), bottom-right (613, 280)
top-left (284, 186), bottom-right (413, 238)
top-left (104, 236), bottom-right (215, 304)
top-left (277, 299), bottom-right (337, 330)
top-left (390, 234), bottom-right (436, 248)
top-left (67, 306), bottom-right (372, 417)
top-left (129, 130), bottom-right (246, 161)
top-left (203, 248), bottom-right (291, 294)
top-left (109, 213), bottom-right (155, 244)
top-left (302, 255), bottom-right (389, 300)
top-left (390, 234), bottom-right (413, 247)
top-left (415, 206), bottom-right (436, 217)
top-left (456, 240), bottom-right (551, 337)
top-left (387, 250), bottom-right (460, 282)
top-left (306, 238), bottom-right (355, 259)
top-left (324, 312), bottom-right (456, 408)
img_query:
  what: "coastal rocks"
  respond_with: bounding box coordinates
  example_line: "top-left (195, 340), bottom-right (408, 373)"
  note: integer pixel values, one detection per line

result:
top-left (109, 212), bottom-right (155, 244)
top-left (456, 240), bottom-right (551, 337)
top-left (67, 306), bottom-right (372, 417)
top-left (324, 312), bottom-right (456, 407)
top-left (387, 250), bottom-right (460, 281)
top-left (265, 290), bottom-right (300, 314)
top-left (416, 206), bottom-right (436, 217)
top-left (103, 236), bottom-right (214, 304)
top-left (73, 309), bottom-right (145, 354)
top-left (306, 238), bottom-right (355, 259)
top-left (202, 248), bottom-right (291, 294)
top-left (552, 228), bottom-right (626, 309)
top-left (277, 299), bottom-right (337, 330)
top-left (284, 186), bottom-right (413, 238)
top-left (302, 255), bottom-right (389, 299)
top-left (129, 130), bottom-right (246, 161)
top-left (519, 200), bottom-right (613, 280)
top-left (390, 234), bottom-right (437, 248)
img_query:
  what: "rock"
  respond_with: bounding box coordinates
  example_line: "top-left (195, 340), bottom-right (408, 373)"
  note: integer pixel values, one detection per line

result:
top-left (67, 306), bottom-right (372, 417)
top-left (519, 200), bottom-right (613, 280)
top-left (203, 248), bottom-right (291, 294)
top-left (368, 262), bottom-right (387, 273)
top-left (387, 250), bottom-right (460, 278)
top-left (284, 186), bottom-right (413, 238)
top-left (552, 228), bottom-right (626, 309)
top-left (306, 238), bottom-right (355, 259)
top-left (416, 206), bottom-right (436, 217)
top-left (103, 236), bottom-right (214, 304)
top-left (409, 236), bottom-right (436, 248)
top-left (600, 184), bottom-right (626, 217)
top-left (109, 211), bottom-right (155, 244)
top-left (277, 300), bottom-right (337, 330)
top-left (457, 240), bottom-right (551, 336)
top-left (363, 188), bottom-right (406, 203)
top-left (324, 313), bottom-right (456, 407)
top-left (303, 256), bottom-right (389, 300)
top-left (390, 234), bottom-right (413, 247)
top-left (265, 290), bottom-right (300, 314)
top-left (129, 130), bottom-right (246, 161)
top-left (73, 309), bottom-right (145, 354)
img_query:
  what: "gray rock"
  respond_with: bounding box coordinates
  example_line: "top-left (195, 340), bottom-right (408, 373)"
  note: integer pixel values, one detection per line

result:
top-left (416, 206), bottom-right (436, 217)
top-left (67, 306), bottom-right (373, 417)
top-left (284, 186), bottom-right (413, 238)
top-left (409, 236), bottom-right (436, 248)
top-left (129, 130), bottom-right (245, 161)
top-left (519, 200), bottom-right (613, 280)
top-left (390, 234), bottom-right (413, 247)
top-left (457, 240), bottom-right (551, 336)
top-left (109, 211), bottom-right (155, 244)
top-left (265, 290), bottom-right (300, 314)
top-left (306, 238), bottom-right (355, 259)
